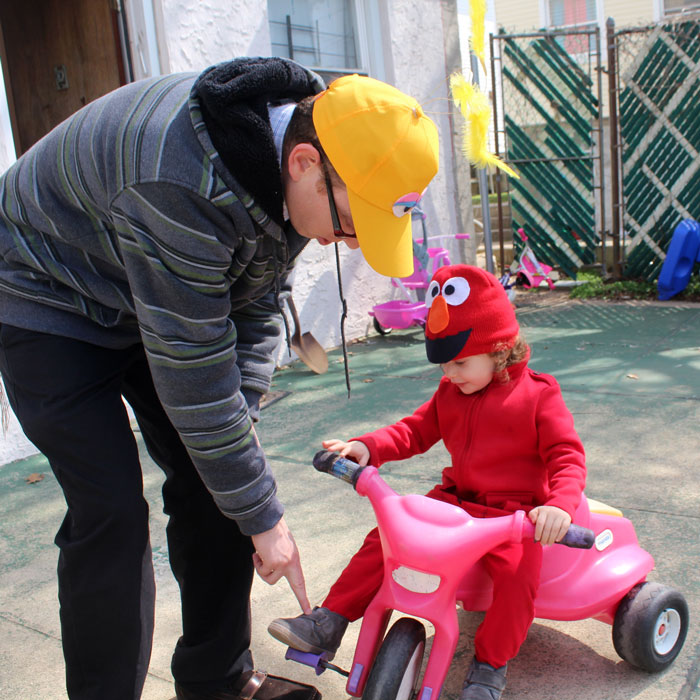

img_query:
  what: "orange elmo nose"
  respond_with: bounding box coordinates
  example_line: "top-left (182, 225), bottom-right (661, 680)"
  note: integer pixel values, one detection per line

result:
top-left (427, 295), bottom-right (449, 334)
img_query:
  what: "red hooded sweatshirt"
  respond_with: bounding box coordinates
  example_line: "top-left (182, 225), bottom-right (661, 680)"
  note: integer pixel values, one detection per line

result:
top-left (355, 357), bottom-right (586, 519)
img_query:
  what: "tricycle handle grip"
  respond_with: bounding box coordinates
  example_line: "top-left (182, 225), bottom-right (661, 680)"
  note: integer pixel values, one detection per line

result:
top-left (313, 450), bottom-right (365, 487)
top-left (559, 523), bottom-right (595, 549)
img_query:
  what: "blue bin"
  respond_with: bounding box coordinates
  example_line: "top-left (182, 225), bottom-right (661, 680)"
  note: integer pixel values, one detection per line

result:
top-left (657, 219), bottom-right (700, 301)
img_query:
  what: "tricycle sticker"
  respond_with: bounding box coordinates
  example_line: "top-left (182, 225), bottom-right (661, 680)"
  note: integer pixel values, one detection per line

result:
top-left (595, 529), bottom-right (614, 551)
top-left (392, 566), bottom-right (441, 594)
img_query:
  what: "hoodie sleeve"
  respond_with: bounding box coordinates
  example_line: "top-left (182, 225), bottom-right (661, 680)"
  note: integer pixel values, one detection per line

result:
top-left (111, 181), bottom-right (283, 535)
top-left (534, 377), bottom-right (587, 519)
top-left (355, 391), bottom-right (442, 467)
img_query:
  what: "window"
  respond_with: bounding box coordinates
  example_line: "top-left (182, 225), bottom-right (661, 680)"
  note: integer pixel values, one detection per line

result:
top-left (267, 0), bottom-right (363, 81)
top-left (663, 0), bottom-right (700, 15)
top-left (546, 0), bottom-right (598, 57)
top-left (122, 0), bottom-right (167, 81)
top-left (548, 0), bottom-right (596, 28)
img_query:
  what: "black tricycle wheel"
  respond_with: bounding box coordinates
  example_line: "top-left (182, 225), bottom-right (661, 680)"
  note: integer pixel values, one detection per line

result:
top-left (362, 617), bottom-right (426, 700)
top-left (373, 316), bottom-right (392, 336)
top-left (612, 581), bottom-right (689, 672)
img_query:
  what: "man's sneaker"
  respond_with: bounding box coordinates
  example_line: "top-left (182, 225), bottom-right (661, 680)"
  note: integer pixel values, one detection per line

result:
top-left (460, 657), bottom-right (507, 700)
top-left (268, 607), bottom-right (349, 660)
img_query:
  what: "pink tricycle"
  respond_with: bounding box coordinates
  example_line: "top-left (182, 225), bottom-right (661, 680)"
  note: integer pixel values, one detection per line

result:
top-left (286, 451), bottom-right (688, 700)
top-left (369, 233), bottom-right (470, 335)
top-left (500, 228), bottom-right (556, 303)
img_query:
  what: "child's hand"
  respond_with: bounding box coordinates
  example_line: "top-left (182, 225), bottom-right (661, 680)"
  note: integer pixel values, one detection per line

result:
top-left (528, 505), bottom-right (571, 546)
top-left (322, 438), bottom-right (371, 466)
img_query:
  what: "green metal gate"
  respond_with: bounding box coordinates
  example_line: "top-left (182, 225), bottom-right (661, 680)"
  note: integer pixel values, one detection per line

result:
top-left (491, 28), bottom-right (604, 279)
top-left (491, 19), bottom-right (700, 282)
top-left (614, 19), bottom-right (700, 280)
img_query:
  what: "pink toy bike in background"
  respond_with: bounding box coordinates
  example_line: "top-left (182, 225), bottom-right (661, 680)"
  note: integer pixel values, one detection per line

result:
top-left (369, 233), bottom-right (470, 335)
top-left (500, 228), bottom-right (556, 302)
top-left (285, 451), bottom-right (688, 700)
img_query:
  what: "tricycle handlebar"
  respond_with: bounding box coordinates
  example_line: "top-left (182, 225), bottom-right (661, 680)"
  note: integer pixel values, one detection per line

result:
top-left (312, 450), bottom-right (594, 549)
top-left (313, 450), bottom-right (365, 487)
top-left (558, 524), bottom-right (595, 549)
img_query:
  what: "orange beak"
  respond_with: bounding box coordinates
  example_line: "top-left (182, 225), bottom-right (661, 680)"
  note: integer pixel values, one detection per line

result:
top-left (427, 295), bottom-right (449, 334)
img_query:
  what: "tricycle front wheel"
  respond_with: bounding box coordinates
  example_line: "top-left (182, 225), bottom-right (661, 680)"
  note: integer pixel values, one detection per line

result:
top-left (612, 581), bottom-right (689, 672)
top-left (362, 617), bottom-right (425, 700)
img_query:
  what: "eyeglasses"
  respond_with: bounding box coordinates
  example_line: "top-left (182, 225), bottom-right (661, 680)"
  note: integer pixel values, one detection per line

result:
top-left (323, 170), bottom-right (357, 240)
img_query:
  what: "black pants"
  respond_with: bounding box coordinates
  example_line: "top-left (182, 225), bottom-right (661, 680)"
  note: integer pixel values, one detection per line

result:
top-left (0, 325), bottom-right (255, 699)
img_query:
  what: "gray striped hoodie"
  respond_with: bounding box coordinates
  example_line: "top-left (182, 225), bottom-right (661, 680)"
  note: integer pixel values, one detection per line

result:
top-left (0, 58), bottom-right (322, 534)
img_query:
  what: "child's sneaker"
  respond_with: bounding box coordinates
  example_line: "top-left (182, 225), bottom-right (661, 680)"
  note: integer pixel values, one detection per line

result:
top-left (268, 607), bottom-right (349, 660)
top-left (460, 657), bottom-right (507, 700)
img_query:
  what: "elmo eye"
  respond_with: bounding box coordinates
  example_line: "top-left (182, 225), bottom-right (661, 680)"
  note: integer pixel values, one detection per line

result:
top-left (425, 280), bottom-right (440, 308)
top-left (442, 277), bottom-right (470, 306)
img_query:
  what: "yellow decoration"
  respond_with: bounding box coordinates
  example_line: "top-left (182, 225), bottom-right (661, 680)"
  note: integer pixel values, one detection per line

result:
top-left (449, 72), bottom-right (519, 179)
top-left (470, 0), bottom-right (487, 70)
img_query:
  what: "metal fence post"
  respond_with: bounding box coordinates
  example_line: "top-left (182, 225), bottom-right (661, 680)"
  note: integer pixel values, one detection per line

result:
top-left (606, 17), bottom-right (622, 279)
top-left (594, 26), bottom-right (607, 279)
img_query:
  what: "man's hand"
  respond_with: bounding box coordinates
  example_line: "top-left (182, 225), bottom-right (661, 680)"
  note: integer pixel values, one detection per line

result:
top-left (251, 517), bottom-right (312, 614)
top-left (528, 505), bottom-right (571, 546)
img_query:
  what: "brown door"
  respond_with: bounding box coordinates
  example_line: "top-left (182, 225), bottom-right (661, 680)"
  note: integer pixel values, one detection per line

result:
top-left (0, 0), bottom-right (126, 156)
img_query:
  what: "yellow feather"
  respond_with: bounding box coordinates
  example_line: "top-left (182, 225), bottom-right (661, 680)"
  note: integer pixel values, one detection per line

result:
top-left (470, 0), bottom-right (487, 70)
top-left (449, 73), bottom-right (519, 178)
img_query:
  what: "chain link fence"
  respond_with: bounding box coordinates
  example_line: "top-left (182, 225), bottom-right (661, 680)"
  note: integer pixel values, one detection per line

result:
top-left (612, 16), bottom-right (700, 280)
top-left (491, 28), bottom-right (604, 280)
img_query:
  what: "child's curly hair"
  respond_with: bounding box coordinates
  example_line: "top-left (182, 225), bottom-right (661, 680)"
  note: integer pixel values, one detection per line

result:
top-left (490, 335), bottom-right (530, 383)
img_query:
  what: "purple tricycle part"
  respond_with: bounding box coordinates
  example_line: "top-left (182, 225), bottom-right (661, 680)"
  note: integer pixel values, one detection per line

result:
top-left (284, 648), bottom-right (328, 676)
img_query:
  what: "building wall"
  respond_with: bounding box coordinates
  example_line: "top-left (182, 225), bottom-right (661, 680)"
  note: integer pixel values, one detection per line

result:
top-left (160, 0), bottom-right (273, 72)
top-left (0, 401), bottom-right (38, 463)
top-left (492, 0), bottom-right (657, 34)
top-left (0, 0), bottom-right (469, 464)
top-left (491, 0), bottom-right (541, 32)
top-left (606, 0), bottom-right (657, 27)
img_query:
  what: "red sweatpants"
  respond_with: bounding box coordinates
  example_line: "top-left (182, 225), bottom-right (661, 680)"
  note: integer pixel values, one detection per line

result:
top-left (322, 492), bottom-right (542, 668)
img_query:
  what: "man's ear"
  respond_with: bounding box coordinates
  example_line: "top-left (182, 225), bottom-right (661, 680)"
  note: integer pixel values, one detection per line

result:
top-left (286, 143), bottom-right (322, 182)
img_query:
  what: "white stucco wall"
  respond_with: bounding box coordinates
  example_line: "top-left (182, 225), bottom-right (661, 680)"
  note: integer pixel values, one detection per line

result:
top-left (0, 0), bottom-right (467, 464)
top-left (1, 389), bottom-right (39, 463)
top-left (160, 0), bottom-right (274, 72)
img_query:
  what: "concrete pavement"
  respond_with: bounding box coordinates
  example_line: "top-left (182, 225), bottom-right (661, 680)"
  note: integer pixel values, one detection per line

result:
top-left (1, 292), bottom-right (699, 699)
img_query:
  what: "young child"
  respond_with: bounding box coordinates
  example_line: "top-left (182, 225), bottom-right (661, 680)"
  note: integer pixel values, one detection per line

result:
top-left (269, 264), bottom-right (586, 700)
